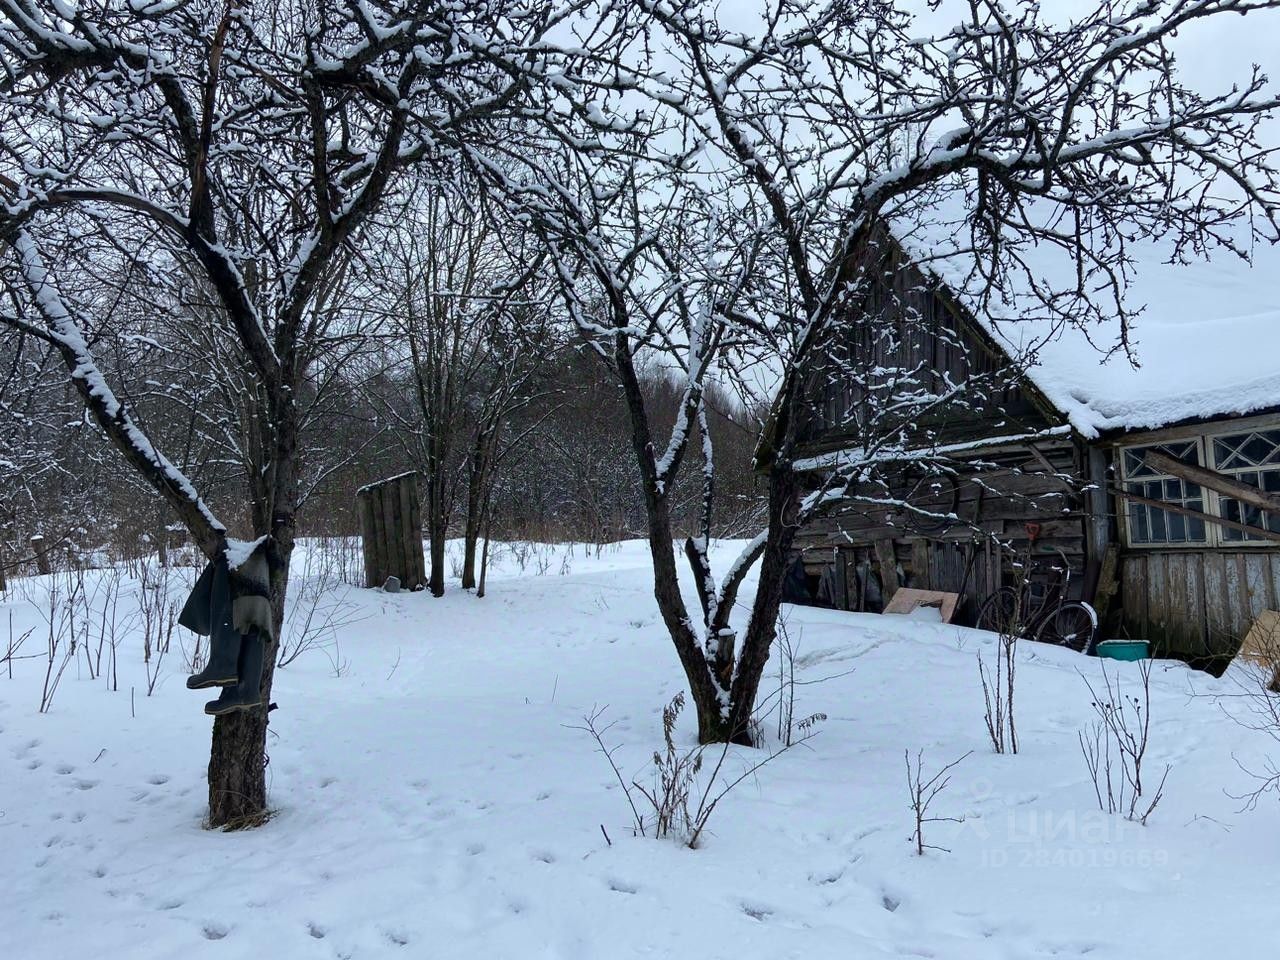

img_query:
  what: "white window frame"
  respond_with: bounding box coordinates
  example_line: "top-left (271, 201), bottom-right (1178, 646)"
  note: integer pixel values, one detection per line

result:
top-left (1120, 423), bottom-right (1280, 549)
top-left (1119, 439), bottom-right (1212, 549)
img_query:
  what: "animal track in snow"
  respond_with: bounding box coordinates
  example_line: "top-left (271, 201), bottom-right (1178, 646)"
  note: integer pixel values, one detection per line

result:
top-left (72, 779), bottom-right (97, 791)
top-left (146, 774), bottom-right (169, 785)
top-left (307, 922), bottom-right (326, 939)
top-left (607, 878), bottom-right (637, 895)
top-left (201, 924), bottom-right (228, 940)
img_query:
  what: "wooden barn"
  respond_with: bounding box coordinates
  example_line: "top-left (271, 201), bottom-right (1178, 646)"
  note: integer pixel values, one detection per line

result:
top-left (782, 200), bottom-right (1280, 668)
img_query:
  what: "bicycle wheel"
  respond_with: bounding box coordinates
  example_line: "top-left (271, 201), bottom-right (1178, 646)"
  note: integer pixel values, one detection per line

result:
top-left (902, 469), bottom-right (960, 535)
top-left (1034, 602), bottom-right (1097, 654)
top-left (976, 587), bottom-right (1020, 635)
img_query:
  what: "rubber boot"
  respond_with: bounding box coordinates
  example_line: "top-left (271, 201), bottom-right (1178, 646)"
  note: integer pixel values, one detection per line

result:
top-left (186, 620), bottom-right (240, 690)
top-left (205, 630), bottom-right (264, 716)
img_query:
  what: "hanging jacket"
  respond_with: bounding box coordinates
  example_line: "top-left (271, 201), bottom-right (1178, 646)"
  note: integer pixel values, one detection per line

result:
top-left (179, 541), bottom-right (274, 643)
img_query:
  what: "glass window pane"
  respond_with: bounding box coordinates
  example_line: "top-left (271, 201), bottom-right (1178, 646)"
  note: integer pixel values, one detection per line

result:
top-left (1214, 437), bottom-right (1234, 467)
top-left (1149, 506), bottom-right (1168, 542)
top-left (1130, 503), bottom-right (1149, 543)
top-left (1167, 511), bottom-right (1186, 541)
top-left (1244, 435), bottom-right (1274, 466)
top-left (1189, 517), bottom-right (1207, 540)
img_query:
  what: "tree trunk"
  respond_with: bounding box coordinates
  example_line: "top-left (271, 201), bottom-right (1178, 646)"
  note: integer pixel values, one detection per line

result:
top-left (460, 440), bottom-right (485, 590)
top-left (726, 463), bottom-right (802, 742)
top-left (427, 475), bottom-right (446, 597)
top-left (461, 420), bottom-right (498, 591)
top-left (206, 540), bottom-right (291, 828)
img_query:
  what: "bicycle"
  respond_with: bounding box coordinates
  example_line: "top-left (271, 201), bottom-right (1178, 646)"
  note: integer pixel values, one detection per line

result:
top-left (974, 523), bottom-right (1098, 654)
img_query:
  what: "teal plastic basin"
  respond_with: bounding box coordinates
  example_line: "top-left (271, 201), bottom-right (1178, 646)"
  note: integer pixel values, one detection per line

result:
top-left (1096, 640), bottom-right (1150, 661)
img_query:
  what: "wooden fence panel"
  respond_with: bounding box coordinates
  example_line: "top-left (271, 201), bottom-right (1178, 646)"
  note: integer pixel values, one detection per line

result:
top-left (1120, 549), bottom-right (1280, 659)
top-left (357, 472), bottom-right (426, 591)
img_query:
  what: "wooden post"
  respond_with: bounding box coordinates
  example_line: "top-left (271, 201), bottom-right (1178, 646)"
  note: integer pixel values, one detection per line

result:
top-left (874, 539), bottom-right (899, 601)
top-left (357, 472), bottom-right (426, 590)
top-left (30, 534), bottom-right (50, 576)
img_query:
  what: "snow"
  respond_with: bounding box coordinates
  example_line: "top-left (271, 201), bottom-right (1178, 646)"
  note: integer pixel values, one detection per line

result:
top-left (4, 539), bottom-right (1280, 959)
top-left (882, 188), bottom-right (1280, 437)
top-left (223, 536), bottom-right (269, 571)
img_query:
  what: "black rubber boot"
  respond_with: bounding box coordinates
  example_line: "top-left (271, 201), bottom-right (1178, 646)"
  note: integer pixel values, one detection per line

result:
top-left (205, 630), bottom-right (264, 716)
top-left (186, 619), bottom-right (241, 690)
top-left (185, 558), bottom-right (240, 690)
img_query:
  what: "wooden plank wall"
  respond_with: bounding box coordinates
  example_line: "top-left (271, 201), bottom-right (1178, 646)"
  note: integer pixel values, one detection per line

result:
top-left (357, 472), bottom-right (427, 591)
top-left (792, 440), bottom-right (1090, 622)
top-left (1120, 550), bottom-right (1280, 658)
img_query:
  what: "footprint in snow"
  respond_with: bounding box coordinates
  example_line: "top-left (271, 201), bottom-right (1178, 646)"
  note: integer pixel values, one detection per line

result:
top-left (383, 929), bottom-right (410, 947)
top-left (532, 850), bottom-right (556, 864)
top-left (808, 868), bottom-right (844, 885)
top-left (147, 774), bottom-right (170, 786)
top-left (881, 894), bottom-right (902, 913)
top-left (27, 759), bottom-right (41, 770)
top-left (740, 902), bottom-right (774, 921)
top-left (158, 900), bottom-right (183, 911)
top-left (73, 779), bottom-right (98, 791)
top-left (55, 763), bottom-right (73, 775)
top-left (201, 924), bottom-right (228, 941)
top-left (307, 922), bottom-right (325, 939)
top-left (607, 878), bottom-right (637, 895)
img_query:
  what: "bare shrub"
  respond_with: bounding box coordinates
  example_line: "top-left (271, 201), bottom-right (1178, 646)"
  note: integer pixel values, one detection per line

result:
top-left (277, 548), bottom-right (364, 669)
top-left (749, 616), bottom-right (832, 748)
top-left (978, 589), bottom-right (1021, 755)
top-left (34, 574), bottom-right (75, 712)
top-left (136, 560), bottom-right (185, 696)
top-left (3, 609), bottom-right (35, 680)
top-left (905, 749), bottom-right (971, 855)
top-left (574, 693), bottom-right (820, 848)
top-left (1217, 636), bottom-right (1280, 809)
top-left (1078, 660), bottom-right (1169, 825)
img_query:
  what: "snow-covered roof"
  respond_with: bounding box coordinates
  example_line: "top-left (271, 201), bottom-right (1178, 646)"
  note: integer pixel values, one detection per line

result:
top-left (880, 189), bottom-right (1280, 439)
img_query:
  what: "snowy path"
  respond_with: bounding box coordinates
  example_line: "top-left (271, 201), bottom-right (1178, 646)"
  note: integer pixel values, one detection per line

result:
top-left (3, 541), bottom-right (1280, 959)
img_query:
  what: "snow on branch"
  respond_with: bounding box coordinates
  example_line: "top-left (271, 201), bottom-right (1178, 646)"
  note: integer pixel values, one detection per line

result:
top-left (4, 227), bottom-right (226, 554)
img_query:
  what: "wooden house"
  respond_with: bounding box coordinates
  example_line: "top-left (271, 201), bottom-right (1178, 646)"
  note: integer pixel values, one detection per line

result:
top-left (783, 199), bottom-right (1280, 668)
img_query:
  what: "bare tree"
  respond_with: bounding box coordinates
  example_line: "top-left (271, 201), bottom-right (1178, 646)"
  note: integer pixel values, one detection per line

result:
top-left (0, 0), bottom-right (586, 826)
top-left (477, 0), bottom-right (1280, 744)
top-left (369, 181), bottom-right (560, 596)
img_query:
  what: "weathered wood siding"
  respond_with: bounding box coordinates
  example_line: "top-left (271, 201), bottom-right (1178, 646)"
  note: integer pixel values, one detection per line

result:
top-left (793, 440), bottom-right (1090, 622)
top-left (795, 231), bottom-right (1055, 453)
top-left (1120, 550), bottom-right (1280, 658)
top-left (357, 472), bottom-right (427, 591)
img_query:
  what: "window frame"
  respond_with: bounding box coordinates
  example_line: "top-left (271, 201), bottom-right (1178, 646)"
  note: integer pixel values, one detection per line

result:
top-left (1118, 438), bottom-right (1212, 549)
top-left (1119, 422), bottom-right (1280, 549)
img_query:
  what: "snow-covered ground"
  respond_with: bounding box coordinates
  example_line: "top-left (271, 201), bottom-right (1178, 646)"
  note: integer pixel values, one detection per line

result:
top-left (3, 539), bottom-right (1279, 959)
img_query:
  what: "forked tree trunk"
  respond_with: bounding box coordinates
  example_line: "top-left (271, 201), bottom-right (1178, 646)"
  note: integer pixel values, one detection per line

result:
top-left (726, 463), bottom-right (802, 741)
